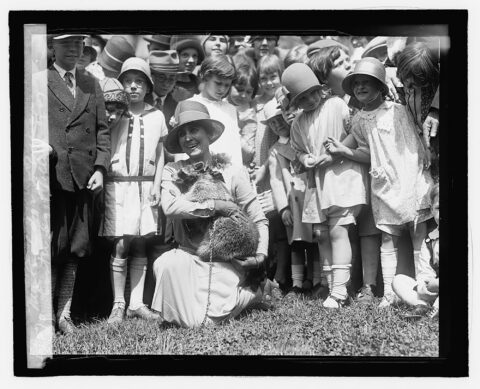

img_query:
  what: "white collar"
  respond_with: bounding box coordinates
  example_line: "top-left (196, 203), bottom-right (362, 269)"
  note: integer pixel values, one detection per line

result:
top-left (53, 62), bottom-right (76, 79)
top-left (278, 136), bottom-right (289, 144)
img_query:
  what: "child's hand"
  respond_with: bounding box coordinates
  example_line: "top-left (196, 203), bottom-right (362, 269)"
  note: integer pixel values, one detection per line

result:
top-left (87, 169), bottom-right (104, 192)
top-left (304, 154), bottom-right (317, 169)
top-left (316, 153), bottom-right (333, 168)
top-left (149, 186), bottom-right (161, 206)
top-left (280, 208), bottom-right (293, 227)
top-left (324, 137), bottom-right (346, 155)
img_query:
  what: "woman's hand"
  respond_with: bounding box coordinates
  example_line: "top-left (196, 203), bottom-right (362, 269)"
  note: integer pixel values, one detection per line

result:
top-left (149, 185), bottom-right (161, 206)
top-left (231, 253), bottom-right (266, 273)
top-left (214, 199), bottom-right (239, 217)
top-left (324, 137), bottom-right (346, 156)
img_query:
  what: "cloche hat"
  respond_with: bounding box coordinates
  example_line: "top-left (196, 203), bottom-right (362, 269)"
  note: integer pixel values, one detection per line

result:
top-left (281, 63), bottom-right (322, 105)
top-left (99, 77), bottom-right (130, 108)
top-left (307, 38), bottom-right (349, 58)
top-left (165, 100), bottom-right (225, 154)
top-left (118, 57), bottom-right (154, 92)
top-left (170, 35), bottom-right (205, 63)
top-left (341, 57), bottom-right (388, 97)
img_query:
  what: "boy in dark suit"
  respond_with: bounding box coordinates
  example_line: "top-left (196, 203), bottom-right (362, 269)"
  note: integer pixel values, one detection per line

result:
top-left (44, 34), bottom-right (110, 333)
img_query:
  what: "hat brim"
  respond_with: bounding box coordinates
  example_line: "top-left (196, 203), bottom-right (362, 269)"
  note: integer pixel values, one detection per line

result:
top-left (165, 118), bottom-right (225, 154)
top-left (144, 37), bottom-right (170, 46)
top-left (150, 67), bottom-right (186, 75)
top-left (97, 51), bottom-right (122, 74)
top-left (342, 71), bottom-right (389, 97)
top-left (290, 85), bottom-right (323, 106)
top-left (174, 40), bottom-right (205, 63)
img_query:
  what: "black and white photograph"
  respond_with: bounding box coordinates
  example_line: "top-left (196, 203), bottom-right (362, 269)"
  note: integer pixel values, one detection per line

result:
top-left (6, 2), bottom-right (471, 383)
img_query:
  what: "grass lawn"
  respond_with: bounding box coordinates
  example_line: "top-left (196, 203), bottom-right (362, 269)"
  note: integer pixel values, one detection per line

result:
top-left (53, 292), bottom-right (439, 356)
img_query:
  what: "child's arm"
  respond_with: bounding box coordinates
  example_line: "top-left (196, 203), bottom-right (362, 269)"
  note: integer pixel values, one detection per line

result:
top-left (324, 137), bottom-right (371, 164)
top-left (268, 149), bottom-right (292, 227)
top-left (150, 141), bottom-right (165, 206)
top-left (289, 121), bottom-right (317, 169)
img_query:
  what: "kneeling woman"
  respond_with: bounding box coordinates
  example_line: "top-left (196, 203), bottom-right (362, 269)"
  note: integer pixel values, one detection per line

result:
top-left (151, 100), bottom-right (269, 328)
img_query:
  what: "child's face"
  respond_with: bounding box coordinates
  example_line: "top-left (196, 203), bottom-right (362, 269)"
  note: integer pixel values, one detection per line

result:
top-left (203, 75), bottom-right (232, 101)
top-left (179, 48), bottom-right (199, 73)
top-left (122, 70), bottom-right (149, 104)
top-left (252, 36), bottom-right (277, 59)
top-left (296, 89), bottom-right (322, 112)
top-left (259, 71), bottom-right (281, 99)
top-left (432, 195), bottom-right (439, 226)
top-left (152, 71), bottom-right (177, 97)
top-left (352, 75), bottom-right (380, 105)
top-left (229, 83), bottom-right (254, 106)
top-left (268, 115), bottom-right (290, 138)
top-left (203, 35), bottom-right (228, 57)
top-left (105, 102), bottom-right (125, 124)
top-left (326, 50), bottom-right (352, 96)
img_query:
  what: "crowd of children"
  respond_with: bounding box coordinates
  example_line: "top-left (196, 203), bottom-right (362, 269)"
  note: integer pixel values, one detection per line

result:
top-left (42, 34), bottom-right (441, 333)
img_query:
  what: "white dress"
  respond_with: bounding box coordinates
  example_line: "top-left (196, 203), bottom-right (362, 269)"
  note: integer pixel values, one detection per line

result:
top-left (102, 105), bottom-right (168, 236)
top-left (351, 101), bottom-right (433, 228)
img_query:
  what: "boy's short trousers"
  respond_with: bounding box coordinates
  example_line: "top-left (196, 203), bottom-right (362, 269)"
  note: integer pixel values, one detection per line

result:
top-left (313, 204), bottom-right (363, 232)
top-left (377, 208), bottom-right (433, 237)
top-left (357, 204), bottom-right (381, 237)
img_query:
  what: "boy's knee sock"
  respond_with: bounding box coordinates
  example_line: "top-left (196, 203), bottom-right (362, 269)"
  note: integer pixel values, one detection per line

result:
top-left (313, 259), bottom-right (322, 286)
top-left (110, 256), bottom-right (127, 306)
top-left (128, 257), bottom-right (148, 310)
top-left (322, 265), bottom-right (333, 290)
top-left (381, 247), bottom-right (398, 297)
top-left (57, 259), bottom-right (78, 321)
top-left (330, 264), bottom-right (351, 300)
top-left (291, 264), bottom-right (304, 288)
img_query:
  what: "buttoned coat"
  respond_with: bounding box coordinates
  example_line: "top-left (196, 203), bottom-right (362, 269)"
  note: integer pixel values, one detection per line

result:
top-left (47, 66), bottom-right (110, 192)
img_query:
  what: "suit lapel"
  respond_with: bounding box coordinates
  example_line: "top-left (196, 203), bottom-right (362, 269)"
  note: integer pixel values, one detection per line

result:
top-left (68, 70), bottom-right (91, 125)
top-left (48, 68), bottom-right (74, 110)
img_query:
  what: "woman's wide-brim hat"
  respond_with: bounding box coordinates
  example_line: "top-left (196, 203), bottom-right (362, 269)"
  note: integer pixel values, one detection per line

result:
top-left (99, 77), bottom-right (130, 107)
top-left (165, 100), bottom-right (225, 154)
top-left (148, 50), bottom-right (184, 74)
top-left (281, 63), bottom-right (322, 105)
top-left (170, 35), bottom-right (205, 63)
top-left (98, 35), bottom-right (135, 75)
top-left (342, 57), bottom-right (389, 97)
top-left (306, 38), bottom-right (349, 58)
top-left (118, 57), bottom-right (154, 92)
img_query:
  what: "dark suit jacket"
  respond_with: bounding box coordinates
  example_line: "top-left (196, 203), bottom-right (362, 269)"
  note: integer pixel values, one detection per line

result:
top-left (47, 66), bottom-right (110, 192)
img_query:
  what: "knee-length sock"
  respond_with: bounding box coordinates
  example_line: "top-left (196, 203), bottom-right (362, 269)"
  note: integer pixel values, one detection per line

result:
top-left (380, 247), bottom-right (398, 297)
top-left (56, 259), bottom-right (78, 321)
top-left (330, 264), bottom-right (351, 300)
top-left (129, 257), bottom-right (148, 310)
top-left (110, 256), bottom-right (127, 307)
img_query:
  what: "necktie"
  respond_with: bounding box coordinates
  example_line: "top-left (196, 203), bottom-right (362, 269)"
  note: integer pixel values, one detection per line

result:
top-left (64, 72), bottom-right (75, 96)
top-left (155, 98), bottom-right (163, 111)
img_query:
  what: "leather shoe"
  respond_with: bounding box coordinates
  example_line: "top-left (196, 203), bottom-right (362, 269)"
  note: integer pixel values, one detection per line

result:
top-left (126, 305), bottom-right (161, 320)
top-left (58, 317), bottom-right (75, 335)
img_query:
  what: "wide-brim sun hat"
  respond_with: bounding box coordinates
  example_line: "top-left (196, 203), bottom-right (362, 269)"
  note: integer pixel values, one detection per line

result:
top-left (281, 63), bottom-right (322, 106)
top-left (170, 35), bottom-right (205, 63)
top-left (306, 38), bottom-right (349, 58)
top-left (98, 35), bottom-right (135, 74)
top-left (118, 57), bottom-right (154, 92)
top-left (148, 50), bottom-right (185, 74)
top-left (341, 57), bottom-right (388, 97)
top-left (165, 100), bottom-right (225, 154)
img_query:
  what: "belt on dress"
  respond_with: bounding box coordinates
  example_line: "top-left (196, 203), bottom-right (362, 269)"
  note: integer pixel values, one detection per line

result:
top-left (105, 176), bottom-right (154, 182)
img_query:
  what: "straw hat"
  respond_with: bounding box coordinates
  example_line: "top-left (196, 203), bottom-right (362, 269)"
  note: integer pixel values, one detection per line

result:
top-left (306, 38), bottom-right (349, 58)
top-left (165, 100), bottom-right (225, 154)
top-left (97, 36), bottom-right (135, 75)
top-left (341, 57), bottom-right (388, 97)
top-left (281, 63), bottom-right (322, 105)
top-left (170, 35), bottom-right (205, 63)
top-left (99, 77), bottom-right (130, 107)
top-left (148, 50), bottom-right (184, 74)
top-left (51, 34), bottom-right (88, 40)
top-left (118, 57), bottom-right (154, 92)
